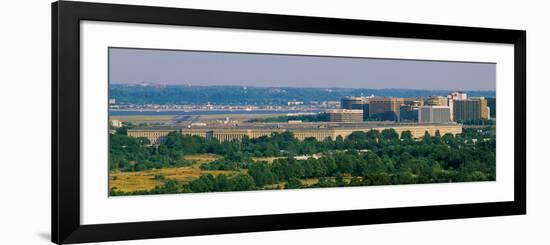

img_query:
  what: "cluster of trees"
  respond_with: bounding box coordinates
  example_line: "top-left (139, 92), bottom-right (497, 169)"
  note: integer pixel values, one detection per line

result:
top-left (110, 84), bottom-right (496, 106)
top-left (109, 132), bottom-right (194, 171)
top-left (245, 130), bottom-right (494, 188)
top-left (246, 113), bottom-right (329, 123)
top-left (110, 126), bottom-right (496, 195)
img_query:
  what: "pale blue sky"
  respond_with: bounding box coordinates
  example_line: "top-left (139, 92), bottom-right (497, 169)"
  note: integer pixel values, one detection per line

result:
top-left (109, 47), bottom-right (496, 91)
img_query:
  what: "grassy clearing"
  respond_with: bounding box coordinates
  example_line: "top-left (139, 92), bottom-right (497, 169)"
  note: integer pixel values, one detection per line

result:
top-left (301, 178), bottom-right (320, 186)
top-left (251, 156), bottom-right (284, 164)
top-left (263, 179), bottom-right (319, 190)
top-left (109, 153), bottom-right (247, 192)
top-left (184, 153), bottom-right (221, 164)
top-left (108, 153), bottom-right (361, 193)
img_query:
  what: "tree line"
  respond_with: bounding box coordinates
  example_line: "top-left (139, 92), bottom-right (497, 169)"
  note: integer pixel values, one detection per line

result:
top-left (110, 84), bottom-right (496, 106)
top-left (109, 126), bottom-right (496, 195)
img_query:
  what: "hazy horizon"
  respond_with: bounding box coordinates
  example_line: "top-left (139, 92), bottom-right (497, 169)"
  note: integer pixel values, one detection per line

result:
top-left (109, 48), bottom-right (496, 91)
top-left (111, 83), bottom-right (495, 92)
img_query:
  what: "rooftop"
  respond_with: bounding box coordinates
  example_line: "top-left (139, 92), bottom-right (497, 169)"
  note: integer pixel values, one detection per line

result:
top-left (128, 122), bottom-right (460, 131)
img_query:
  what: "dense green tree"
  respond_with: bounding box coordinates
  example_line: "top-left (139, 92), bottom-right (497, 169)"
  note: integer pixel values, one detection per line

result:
top-left (110, 125), bottom-right (496, 195)
top-left (248, 162), bottom-right (278, 186)
top-left (401, 130), bottom-right (413, 141)
top-left (286, 178), bottom-right (302, 189)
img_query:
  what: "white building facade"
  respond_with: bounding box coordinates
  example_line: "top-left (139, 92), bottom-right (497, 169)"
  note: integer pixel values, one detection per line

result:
top-left (418, 106), bottom-right (452, 124)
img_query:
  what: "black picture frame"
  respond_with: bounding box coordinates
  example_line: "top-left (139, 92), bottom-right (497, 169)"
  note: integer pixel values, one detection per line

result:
top-left (52, 1), bottom-right (526, 244)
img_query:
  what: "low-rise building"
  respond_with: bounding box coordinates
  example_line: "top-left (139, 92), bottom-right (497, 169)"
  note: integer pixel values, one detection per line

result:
top-left (110, 119), bottom-right (122, 128)
top-left (127, 123), bottom-right (463, 144)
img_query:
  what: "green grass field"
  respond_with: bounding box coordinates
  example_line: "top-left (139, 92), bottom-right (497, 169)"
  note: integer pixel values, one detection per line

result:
top-left (109, 154), bottom-right (246, 192)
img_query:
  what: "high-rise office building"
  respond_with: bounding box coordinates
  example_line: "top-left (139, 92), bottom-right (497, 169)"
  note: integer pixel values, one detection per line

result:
top-left (361, 103), bottom-right (370, 121)
top-left (424, 96), bottom-right (448, 106)
top-left (453, 97), bottom-right (489, 122)
top-left (341, 96), bottom-right (370, 120)
top-left (418, 106), bottom-right (452, 124)
top-left (447, 91), bottom-right (467, 121)
top-left (400, 105), bottom-right (419, 122)
top-left (448, 91), bottom-right (467, 100)
top-left (486, 97), bottom-right (496, 118)
top-left (327, 109), bottom-right (364, 123)
top-left (404, 98), bottom-right (423, 106)
top-left (341, 96), bottom-right (367, 109)
top-left (399, 100), bottom-right (422, 122)
top-left (477, 97), bottom-right (490, 119)
top-left (369, 98), bottom-right (404, 121)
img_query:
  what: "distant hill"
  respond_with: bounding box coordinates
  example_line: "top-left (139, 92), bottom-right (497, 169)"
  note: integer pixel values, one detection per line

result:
top-left (109, 84), bottom-right (496, 105)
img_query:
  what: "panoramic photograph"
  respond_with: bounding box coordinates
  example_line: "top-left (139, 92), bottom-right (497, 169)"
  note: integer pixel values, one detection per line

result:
top-left (107, 47), bottom-right (496, 196)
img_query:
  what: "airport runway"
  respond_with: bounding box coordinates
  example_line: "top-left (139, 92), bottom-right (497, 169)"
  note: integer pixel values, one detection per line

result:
top-left (165, 115), bottom-right (199, 125)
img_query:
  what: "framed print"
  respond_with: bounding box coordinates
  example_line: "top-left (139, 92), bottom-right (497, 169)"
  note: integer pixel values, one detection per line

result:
top-left (52, 1), bottom-right (526, 244)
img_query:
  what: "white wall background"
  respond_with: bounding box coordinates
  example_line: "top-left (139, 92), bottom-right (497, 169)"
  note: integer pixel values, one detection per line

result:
top-left (0, 0), bottom-right (547, 244)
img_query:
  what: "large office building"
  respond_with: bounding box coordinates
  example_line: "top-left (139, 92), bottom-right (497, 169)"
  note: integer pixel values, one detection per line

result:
top-left (478, 97), bottom-right (490, 119)
top-left (448, 91), bottom-right (467, 100)
top-left (418, 106), bottom-right (452, 124)
top-left (369, 98), bottom-right (404, 121)
top-left (424, 96), bottom-right (448, 106)
top-left (447, 91), bottom-right (467, 121)
top-left (399, 106), bottom-right (419, 122)
top-left (486, 97), bottom-right (496, 118)
top-left (361, 103), bottom-right (370, 120)
top-left (127, 123), bottom-right (463, 144)
top-left (341, 96), bottom-right (370, 120)
top-left (400, 99), bottom-right (422, 122)
top-left (453, 97), bottom-right (490, 122)
top-left (327, 109), bottom-right (364, 123)
top-left (404, 98), bottom-right (423, 106)
top-left (341, 96), bottom-right (367, 109)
